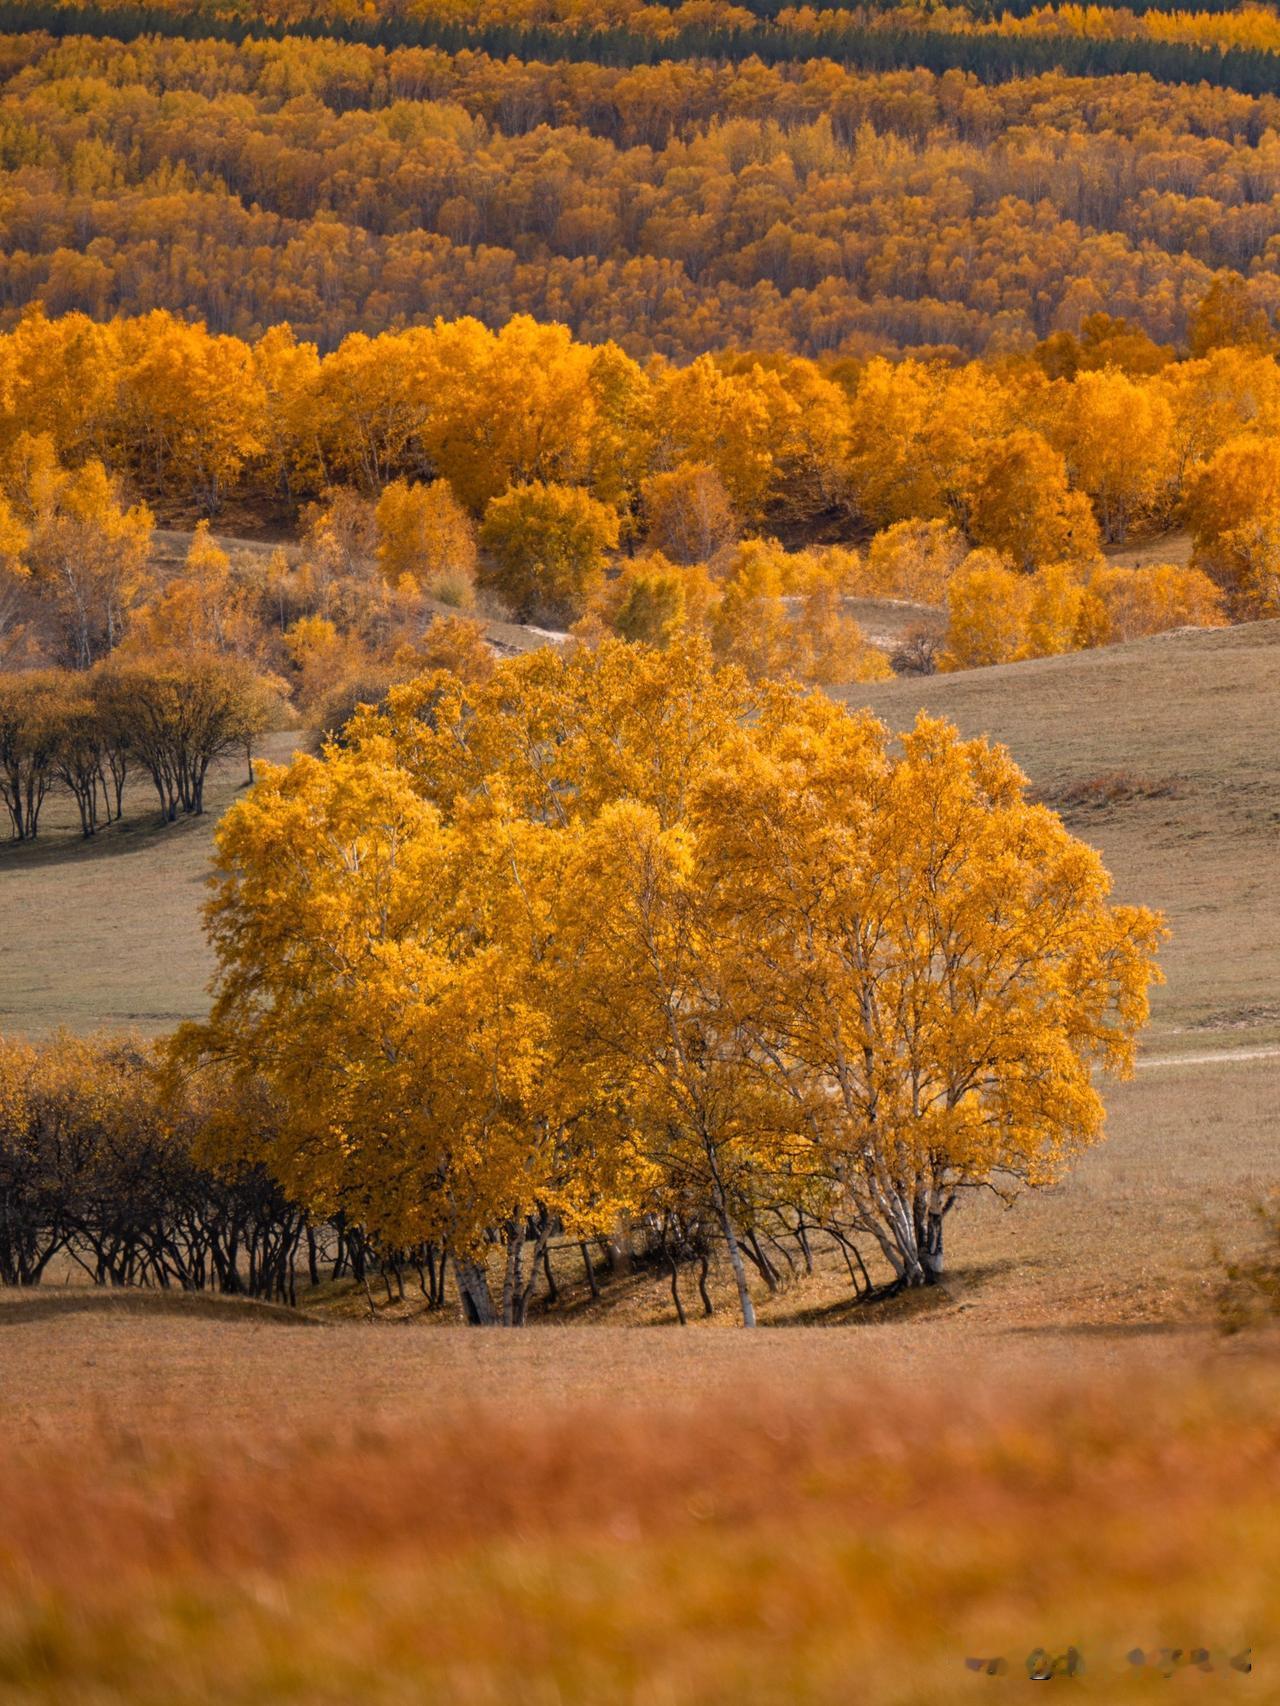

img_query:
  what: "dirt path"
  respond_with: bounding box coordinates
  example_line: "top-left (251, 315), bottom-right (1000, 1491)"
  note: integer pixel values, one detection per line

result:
top-left (1137, 1045), bottom-right (1280, 1070)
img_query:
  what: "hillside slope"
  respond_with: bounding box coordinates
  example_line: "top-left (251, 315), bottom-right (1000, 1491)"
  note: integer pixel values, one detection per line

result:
top-left (847, 618), bottom-right (1280, 1051)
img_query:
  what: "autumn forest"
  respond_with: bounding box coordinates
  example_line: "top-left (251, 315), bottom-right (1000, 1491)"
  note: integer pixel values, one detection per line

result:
top-left (5, 0), bottom-right (1280, 1684)
top-left (4, 31), bottom-right (1280, 357)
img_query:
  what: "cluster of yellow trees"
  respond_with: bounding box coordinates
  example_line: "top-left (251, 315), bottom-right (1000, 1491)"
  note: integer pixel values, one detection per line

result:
top-left (7, 301), bottom-right (1280, 561)
top-left (0, 434), bottom-right (153, 671)
top-left (571, 521), bottom-right (1223, 674)
top-left (176, 640), bottom-right (1163, 1324)
top-left (3, 298), bottom-right (1274, 700)
top-left (3, 34), bottom-right (1280, 359)
top-left (0, 653), bottom-right (282, 837)
top-left (939, 553), bottom-right (1226, 669)
top-left (0, 448), bottom-right (1229, 718)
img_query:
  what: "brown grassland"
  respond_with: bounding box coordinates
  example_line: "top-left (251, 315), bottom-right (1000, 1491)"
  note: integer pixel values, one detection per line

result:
top-left (1, 597), bottom-right (1278, 1702)
top-left (1, 1341), bottom-right (1279, 1704)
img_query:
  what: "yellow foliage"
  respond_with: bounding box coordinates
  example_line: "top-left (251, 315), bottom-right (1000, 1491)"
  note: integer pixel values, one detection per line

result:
top-left (181, 640), bottom-right (1162, 1320)
top-left (965, 430), bottom-right (1100, 571)
top-left (478, 480), bottom-right (620, 622)
top-left (577, 552), bottom-right (715, 649)
top-left (395, 614), bottom-right (495, 685)
top-left (862, 518), bottom-right (966, 603)
top-left (112, 311), bottom-right (266, 513)
top-left (284, 613), bottom-right (367, 710)
top-left (709, 540), bottom-right (792, 680)
top-left (653, 357), bottom-right (780, 522)
top-left (640, 462), bottom-right (737, 565)
top-left (127, 522), bottom-right (261, 659)
top-left (1023, 560), bottom-right (1091, 657)
top-left (1189, 273), bottom-right (1276, 359)
top-left (1048, 368), bottom-right (1173, 544)
top-left (1156, 349), bottom-right (1280, 498)
top-left (940, 551), bottom-right (1031, 670)
top-left (701, 538), bottom-right (888, 684)
top-left (375, 478), bottom-right (476, 606)
top-left (792, 579), bottom-right (892, 686)
top-left (1185, 434), bottom-right (1280, 611)
top-left (1086, 563), bottom-right (1227, 641)
top-left (2, 432), bottom-right (153, 668)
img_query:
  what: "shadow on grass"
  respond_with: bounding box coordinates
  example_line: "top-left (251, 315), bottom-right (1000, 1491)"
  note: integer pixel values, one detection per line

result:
top-left (0, 802), bottom-right (229, 871)
top-left (768, 1258), bottom-right (1021, 1329)
top-left (0, 1287), bottom-right (325, 1327)
top-left (775, 1284), bottom-right (956, 1329)
top-left (286, 1260), bottom-right (659, 1328)
top-left (528, 1261), bottom-right (662, 1324)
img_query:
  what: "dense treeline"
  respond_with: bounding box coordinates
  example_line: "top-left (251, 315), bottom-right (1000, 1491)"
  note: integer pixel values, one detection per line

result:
top-left (987, 0), bottom-right (1248, 16)
top-left (9, 0), bottom-right (1280, 104)
top-left (0, 1028), bottom-right (826, 1318)
top-left (2, 37), bottom-right (1280, 356)
top-left (1, 37), bottom-right (1280, 354)
top-left (2, 301), bottom-right (1278, 557)
top-left (816, 3), bottom-right (1280, 56)
top-left (0, 301), bottom-right (1274, 703)
top-left (2, 0), bottom-right (1266, 36)
top-left (788, 1), bottom-right (1280, 60)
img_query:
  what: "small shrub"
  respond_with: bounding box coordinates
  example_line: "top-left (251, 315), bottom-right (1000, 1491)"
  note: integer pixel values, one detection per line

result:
top-left (1217, 1195), bottom-right (1280, 1334)
top-left (1042, 771), bottom-right (1185, 811)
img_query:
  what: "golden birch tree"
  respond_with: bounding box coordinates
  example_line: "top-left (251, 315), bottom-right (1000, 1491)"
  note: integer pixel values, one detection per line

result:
top-left (688, 697), bottom-right (1165, 1288)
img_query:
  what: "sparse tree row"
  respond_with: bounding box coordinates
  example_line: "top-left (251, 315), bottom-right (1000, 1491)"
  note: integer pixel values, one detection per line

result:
top-left (0, 1031), bottom-right (430, 1301)
top-left (162, 640), bottom-right (1164, 1326)
top-left (0, 655), bottom-right (283, 838)
top-left (2, 37), bottom-right (1280, 359)
top-left (0, 1026), bottom-right (810, 1318)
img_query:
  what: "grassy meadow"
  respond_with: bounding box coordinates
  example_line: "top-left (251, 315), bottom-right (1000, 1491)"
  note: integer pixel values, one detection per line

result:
top-left (1, 1316), bottom-right (1277, 1703)
top-left (2, 572), bottom-right (1278, 1703)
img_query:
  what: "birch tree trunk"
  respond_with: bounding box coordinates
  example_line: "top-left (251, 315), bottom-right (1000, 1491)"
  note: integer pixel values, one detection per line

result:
top-left (711, 1182), bottom-right (756, 1327)
top-left (453, 1257), bottom-right (498, 1325)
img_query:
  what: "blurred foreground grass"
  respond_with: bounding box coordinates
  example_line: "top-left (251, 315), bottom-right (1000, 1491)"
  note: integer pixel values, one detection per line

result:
top-left (1, 1350), bottom-right (1277, 1703)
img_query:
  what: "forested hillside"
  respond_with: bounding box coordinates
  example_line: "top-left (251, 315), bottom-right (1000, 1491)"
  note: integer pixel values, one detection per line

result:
top-left (0, 32), bottom-right (1279, 354)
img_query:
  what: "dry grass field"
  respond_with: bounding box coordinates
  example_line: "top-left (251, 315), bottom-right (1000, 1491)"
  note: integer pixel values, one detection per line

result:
top-left (2, 613), bottom-right (1278, 1703)
top-left (1, 1318), bottom-right (1277, 1703)
top-left (0, 728), bottom-right (303, 1036)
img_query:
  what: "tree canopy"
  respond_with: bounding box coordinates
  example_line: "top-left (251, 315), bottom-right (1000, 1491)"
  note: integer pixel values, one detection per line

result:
top-left (179, 639), bottom-right (1164, 1324)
